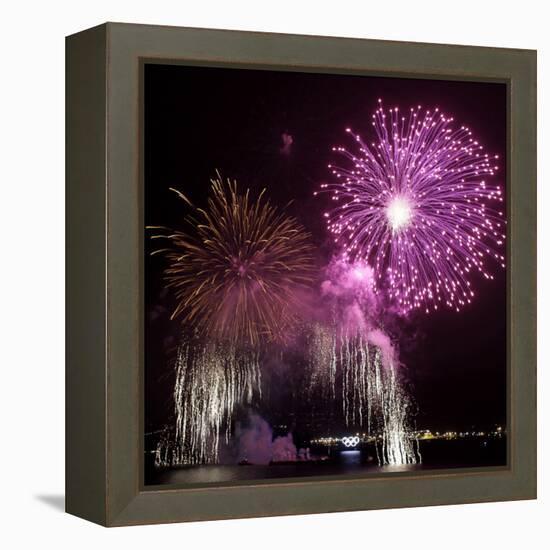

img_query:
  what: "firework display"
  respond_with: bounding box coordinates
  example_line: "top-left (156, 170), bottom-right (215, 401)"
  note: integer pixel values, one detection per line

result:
top-left (307, 323), bottom-right (337, 401)
top-left (145, 62), bottom-right (507, 485)
top-left (150, 175), bottom-right (317, 465)
top-left (307, 325), bottom-right (419, 466)
top-left (155, 340), bottom-right (262, 466)
top-left (150, 174), bottom-right (316, 347)
top-left (320, 101), bottom-right (505, 314)
top-left (306, 257), bottom-right (419, 465)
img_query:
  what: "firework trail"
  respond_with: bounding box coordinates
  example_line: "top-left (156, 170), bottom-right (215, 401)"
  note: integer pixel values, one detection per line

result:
top-left (150, 173), bottom-right (316, 346)
top-left (369, 347), bottom-right (419, 465)
top-left (308, 257), bottom-right (419, 465)
top-left (308, 324), bottom-right (418, 465)
top-left (156, 339), bottom-right (261, 466)
top-left (307, 323), bottom-right (337, 401)
top-left (319, 101), bottom-right (505, 314)
top-left (340, 329), bottom-right (370, 427)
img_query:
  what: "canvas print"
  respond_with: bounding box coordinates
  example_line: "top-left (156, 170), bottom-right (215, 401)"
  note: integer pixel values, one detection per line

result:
top-left (144, 64), bottom-right (506, 486)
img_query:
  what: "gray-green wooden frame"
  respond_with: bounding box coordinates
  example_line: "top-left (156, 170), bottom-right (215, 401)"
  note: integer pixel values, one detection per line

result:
top-left (66, 22), bottom-right (536, 526)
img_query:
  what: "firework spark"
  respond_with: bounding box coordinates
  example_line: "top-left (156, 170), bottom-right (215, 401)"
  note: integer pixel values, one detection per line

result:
top-left (307, 323), bottom-right (337, 400)
top-left (308, 257), bottom-right (419, 465)
top-left (369, 348), bottom-right (419, 466)
top-left (151, 174), bottom-right (316, 346)
top-left (151, 175), bottom-right (315, 465)
top-left (156, 339), bottom-right (262, 466)
top-left (308, 324), bottom-right (419, 466)
top-left (318, 101), bottom-right (505, 314)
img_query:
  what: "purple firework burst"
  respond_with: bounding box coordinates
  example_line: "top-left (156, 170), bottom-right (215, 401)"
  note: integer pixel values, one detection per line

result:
top-left (318, 101), bottom-right (506, 314)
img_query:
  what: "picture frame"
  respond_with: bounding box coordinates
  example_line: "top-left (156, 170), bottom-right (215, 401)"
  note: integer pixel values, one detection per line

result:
top-left (66, 22), bottom-right (536, 526)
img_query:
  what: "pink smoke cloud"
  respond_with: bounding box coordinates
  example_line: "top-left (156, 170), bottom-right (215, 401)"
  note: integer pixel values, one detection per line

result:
top-left (320, 255), bottom-right (398, 368)
top-left (235, 413), bottom-right (310, 465)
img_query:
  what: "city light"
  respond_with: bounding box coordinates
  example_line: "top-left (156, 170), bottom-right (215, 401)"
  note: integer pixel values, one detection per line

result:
top-left (310, 427), bottom-right (505, 447)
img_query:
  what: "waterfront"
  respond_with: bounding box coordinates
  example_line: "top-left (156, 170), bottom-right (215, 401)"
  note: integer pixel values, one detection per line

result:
top-left (146, 436), bottom-right (506, 486)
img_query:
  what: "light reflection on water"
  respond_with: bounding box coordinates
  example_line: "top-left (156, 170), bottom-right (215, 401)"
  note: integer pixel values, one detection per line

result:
top-left (146, 438), bottom-right (507, 486)
top-left (339, 450), bottom-right (362, 465)
top-left (153, 460), bottom-right (420, 485)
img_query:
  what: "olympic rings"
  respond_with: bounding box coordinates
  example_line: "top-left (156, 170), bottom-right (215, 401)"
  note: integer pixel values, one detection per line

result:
top-left (341, 436), bottom-right (360, 448)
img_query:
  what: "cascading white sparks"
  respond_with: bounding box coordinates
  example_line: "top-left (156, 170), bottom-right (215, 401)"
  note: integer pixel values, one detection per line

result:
top-left (373, 354), bottom-right (419, 465)
top-left (308, 325), bottom-right (420, 466)
top-left (340, 330), bottom-right (369, 427)
top-left (155, 340), bottom-right (261, 466)
top-left (307, 323), bottom-right (337, 400)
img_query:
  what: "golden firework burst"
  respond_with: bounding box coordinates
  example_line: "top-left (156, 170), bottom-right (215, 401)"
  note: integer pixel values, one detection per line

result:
top-left (150, 174), bottom-right (316, 347)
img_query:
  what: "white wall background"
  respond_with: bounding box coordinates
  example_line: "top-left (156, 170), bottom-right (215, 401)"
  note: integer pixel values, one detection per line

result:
top-left (0, 0), bottom-right (546, 547)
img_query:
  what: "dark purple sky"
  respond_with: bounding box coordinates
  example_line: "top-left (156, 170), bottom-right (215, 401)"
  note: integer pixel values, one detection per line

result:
top-left (144, 63), bottom-right (507, 435)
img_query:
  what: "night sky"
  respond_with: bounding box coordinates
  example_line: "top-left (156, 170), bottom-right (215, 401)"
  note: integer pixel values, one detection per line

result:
top-left (144, 63), bottom-right (507, 438)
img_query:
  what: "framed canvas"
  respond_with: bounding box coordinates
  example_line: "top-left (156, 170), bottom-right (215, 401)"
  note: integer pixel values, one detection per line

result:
top-left (66, 22), bottom-right (536, 526)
